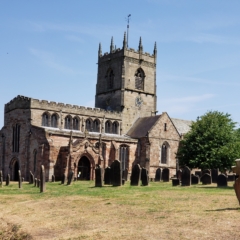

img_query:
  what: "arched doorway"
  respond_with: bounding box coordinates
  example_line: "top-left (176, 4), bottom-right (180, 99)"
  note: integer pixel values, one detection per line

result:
top-left (78, 156), bottom-right (91, 180)
top-left (13, 160), bottom-right (19, 181)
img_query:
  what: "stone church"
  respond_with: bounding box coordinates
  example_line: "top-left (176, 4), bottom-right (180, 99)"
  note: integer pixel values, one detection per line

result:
top-left (0, 33), bottom-right (192, 182)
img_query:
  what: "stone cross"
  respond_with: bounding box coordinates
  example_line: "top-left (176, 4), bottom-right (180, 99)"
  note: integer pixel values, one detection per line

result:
top-left (232, 159), bottom-right (240, 205)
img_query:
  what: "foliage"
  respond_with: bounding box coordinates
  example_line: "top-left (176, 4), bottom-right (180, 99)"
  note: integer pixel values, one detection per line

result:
top-left (177, 111), bottom-right (240, 170)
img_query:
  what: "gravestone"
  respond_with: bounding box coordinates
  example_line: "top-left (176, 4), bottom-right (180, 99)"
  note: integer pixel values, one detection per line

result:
top-left (18, 170), bottom-right (22, 189)
top-left (155, 168), bottom-right (161, 181)
top-left (202, 169), bottom-right (211, 175)
top-left (177, 169), bottom-right (182, 182)
top-left (141, 168), bottom-right (149, 186)
top-left (67, 170), bottom-right (74, 185)
top-left (110, 160), bottom-right (122, 186)
top-left (0, 170), bottom-right (2, 187)
top-left (227, 175), bottom-right (235, 182)
top-left (130, 164), bottom-right (141, 186)
top-left (37, 179), bottom-right (40, 188)
top-left (217, 174), bottom-right (228, 187)
top-left (61, 173), bottom-right (66, 184)
top-left (22, 177), bottom-right (24, 182)
top-left (201, 173), bottom-right (212, 185)
top-left (40, 165), bottom-right (46, 192)
top-left (211, 169), bottom-right (218, 183)
top-left (52, 175), bottom-right (55, 182)
top-left (104, 167), bottom-right (111, 185)
top-left (122, 168), bottom-right (128, 181)
top-left (172, 178), bottom-right (180, 186)
top-left (181, 166), bottom-right (191, 186)
top-left (34, 178), bottom-right (37, 187)
top-left (6, 174), bottom-right (10, 186)
top-left (29, 171), bottom-right (34, 184)
top-left (191, 174), bottom-right (199, 184)
top-left (162, 168), bottom-right (169, 182)
top-left (95, 165), bottom-right (103, 187)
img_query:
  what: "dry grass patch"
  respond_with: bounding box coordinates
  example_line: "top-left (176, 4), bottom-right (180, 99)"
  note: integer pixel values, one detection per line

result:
top-left (0, 181), bottom-right (240, 240)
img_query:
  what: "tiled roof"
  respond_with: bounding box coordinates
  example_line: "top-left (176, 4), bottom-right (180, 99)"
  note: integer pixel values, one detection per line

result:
top-left (171, 118), bottom-right (192, 135)
top-left (126, 115), bottom-right (161, 138)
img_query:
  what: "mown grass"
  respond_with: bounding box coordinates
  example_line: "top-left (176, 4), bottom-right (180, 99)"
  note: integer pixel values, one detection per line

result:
top-left (0, 180), bottom-right (239, 240)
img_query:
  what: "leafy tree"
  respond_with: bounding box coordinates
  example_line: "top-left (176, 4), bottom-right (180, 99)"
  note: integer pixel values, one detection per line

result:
top-left (177, 111), bottom-right (240, 170)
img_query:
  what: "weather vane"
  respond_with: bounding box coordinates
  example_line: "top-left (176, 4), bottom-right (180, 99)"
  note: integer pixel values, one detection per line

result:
top-left (126, 14), bottom-right (131, 48)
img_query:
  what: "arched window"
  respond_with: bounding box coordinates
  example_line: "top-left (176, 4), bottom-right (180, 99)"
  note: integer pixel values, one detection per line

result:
top-left (112, 121), bottom-right (119, 134)
top-left (86, 118), bottom-right (93, 132)
top-left (93, 119), bottom-right (100, 132)
top-left (65, 115), bottom-right (71, 129)
top-left (51, 114), bottom-right (58, 128)
top-left (161, 142), bottom-right (169, 164)
top-left (106, 68), bottom-right (114, 90)
top-left (135, 68), bottom-right (145, 90)
top-left (105, 120), bottom-right (112, 133)
top-left (12, 124), bottom-right (20, 153)
top-left (42, 113), bottom-right (49, 126)
top-left (73, 117), bottom-right (79, 130)
top-left (33, 150), bottom-right (37, 173)
top-left (119, 145), bottom-right (129, 171)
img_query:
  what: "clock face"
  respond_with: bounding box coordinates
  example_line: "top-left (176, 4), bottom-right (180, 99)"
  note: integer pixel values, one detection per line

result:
top-left (135, 96), bottom-right (143, 107)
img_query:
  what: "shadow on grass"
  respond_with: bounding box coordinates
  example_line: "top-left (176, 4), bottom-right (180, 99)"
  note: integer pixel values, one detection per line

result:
top-left (199, 186), bottom-right (233, 190)
top-left (206, 207), bottom-right (240, 211)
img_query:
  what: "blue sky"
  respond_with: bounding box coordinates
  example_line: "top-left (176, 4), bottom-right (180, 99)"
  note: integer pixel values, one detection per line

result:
top-left (1, 0), bottom-right (240, 128)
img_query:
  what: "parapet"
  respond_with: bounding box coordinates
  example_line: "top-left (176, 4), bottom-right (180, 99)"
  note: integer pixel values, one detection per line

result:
top-left (5, 95), bottom-right (122, 118)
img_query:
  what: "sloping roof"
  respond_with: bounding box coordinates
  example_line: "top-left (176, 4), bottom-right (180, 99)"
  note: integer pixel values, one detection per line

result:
top-left (171, 118), bottom-right (192, 135)
top-left (127, 115), bottom-right (161, 138)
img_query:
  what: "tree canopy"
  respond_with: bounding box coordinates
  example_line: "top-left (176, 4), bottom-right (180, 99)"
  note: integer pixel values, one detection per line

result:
top-left (177, 111), bottom-right (240, 170)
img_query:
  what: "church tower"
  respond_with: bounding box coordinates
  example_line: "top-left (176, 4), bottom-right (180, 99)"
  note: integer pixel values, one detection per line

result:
top-left (95, 33), bottom-right (157, 134)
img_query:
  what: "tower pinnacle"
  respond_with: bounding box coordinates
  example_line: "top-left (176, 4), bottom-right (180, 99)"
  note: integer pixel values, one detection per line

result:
top-left (138, 37), bottom-right (143, 52)
top-left (110, 37), bottom-right (114, 53)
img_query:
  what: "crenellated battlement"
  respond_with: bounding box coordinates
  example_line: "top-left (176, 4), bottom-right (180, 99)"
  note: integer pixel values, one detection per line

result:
top-left (5, 95), bottom-right (122, 118)
top-left (98, 33), bottom-right (156, 63)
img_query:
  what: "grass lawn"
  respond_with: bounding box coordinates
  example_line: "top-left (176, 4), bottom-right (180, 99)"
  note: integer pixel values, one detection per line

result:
top-left (0, 180), bottom-right (239, 240)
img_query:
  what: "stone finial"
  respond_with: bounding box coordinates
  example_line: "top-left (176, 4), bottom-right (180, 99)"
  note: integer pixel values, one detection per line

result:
top-left (98, 43), bottom-right (102, 58)
top-left (110, 36), bottom-right (114, 53)
top-left (153, 42), bottom-right (157, 56)
top-left (123, 32), bottom-right (127, 49)
top-left (138, 37), bottom-right (143, 52)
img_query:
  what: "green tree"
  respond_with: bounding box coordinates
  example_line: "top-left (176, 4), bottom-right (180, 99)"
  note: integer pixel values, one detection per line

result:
top-left (177, 111), bottom-right (240, 170)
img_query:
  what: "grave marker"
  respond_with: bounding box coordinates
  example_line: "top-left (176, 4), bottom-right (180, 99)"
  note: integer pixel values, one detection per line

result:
top-left (67, 170), bottom-right (74, 185)
top-left (110, 160), bottom-right (122, 186)
top-left (217, 174), bottom-right (228, 187)
top-left (40, 165), bottom-right (46, 192)
top-left (201, 173), bottom-right (212, 185)
top-left (130, 164), bottom-right (141, 186)
top-left (162, 168), bottom-right (169, 182)
top-left (191, 174), bottom-right (199, 184)
top-left (211, 169), bottom-right (218, 183)
top-left (104, 167), bottom-right (111, 185)
top-left (6, 174), bottom-right (10, 186)
top-left (181, 166), bottom-right (191, 186)
top-left (18, 170), bottom-right (22, 188)
top-left (95, 165), bottom-right (103, 187)
top-left (141, 167), bottom-right (149, 186)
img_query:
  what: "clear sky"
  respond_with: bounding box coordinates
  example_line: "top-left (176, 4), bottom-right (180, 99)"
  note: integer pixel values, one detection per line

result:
top-left (1, 0), bottom-right (240, 128)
